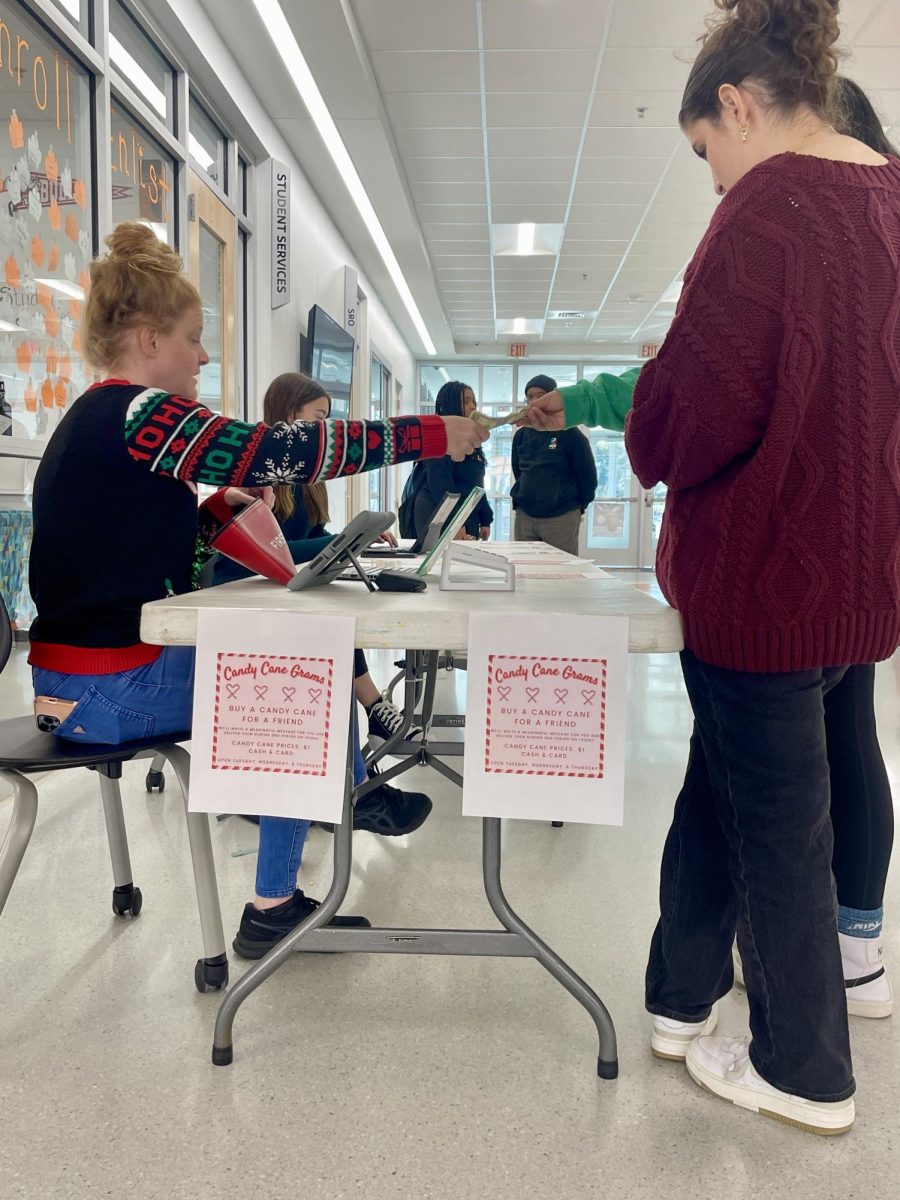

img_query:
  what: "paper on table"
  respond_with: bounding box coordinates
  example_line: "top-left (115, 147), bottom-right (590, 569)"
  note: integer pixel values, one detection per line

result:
top-left (463, 612), bottom-right (628, 824)
top-left (189, 609), bottom-right (356, 822)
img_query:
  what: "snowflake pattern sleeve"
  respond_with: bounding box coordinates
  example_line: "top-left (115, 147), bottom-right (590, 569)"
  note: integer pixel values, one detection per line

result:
top-left (123, 390), bottom-right (447, 488)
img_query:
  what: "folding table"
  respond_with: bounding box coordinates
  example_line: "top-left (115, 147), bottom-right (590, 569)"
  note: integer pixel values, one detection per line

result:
top-left (141, 560), bottom-right (682, 1070)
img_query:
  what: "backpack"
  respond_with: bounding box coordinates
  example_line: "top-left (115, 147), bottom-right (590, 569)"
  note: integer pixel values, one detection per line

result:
top-left (398, 463), bottom-right (424, 538)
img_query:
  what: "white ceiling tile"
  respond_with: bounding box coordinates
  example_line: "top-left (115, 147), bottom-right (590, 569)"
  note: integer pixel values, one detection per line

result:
top-left (599, 47), bottom-right (692, 92)
top-left (489, 157), bottom-right (574, 183)
top-left (487, 93), bottom-right (589, 128)
top-left (482, 0), bottom-right (613, 51)
top-left (395, 128), bottom-right (485, 156)
top-left (607, 0), bottom-right (709, 47)
top-left (406, 158), bottom-right (486, 183)
top-left (488, 128), bottom-right (584, 157)
top-left (423, 222), bottom-right (490, 240)
top-left (567, 210), bottom-right (643, 236)
top-left (491, 204), bottom-right (568, 223)
top-left (583, 126), bottom-right (679, 155)
top-left (411, 181), bottom-right (488, 204)
top-left (572, 180), bottom-right (656, 205)
top-left (484, 50), bottom-right (600, 92)
top-left (490, 181), bottom-right (571, 206)
top-left (417, 204), bottom-right (492, 223)
top-left (432, 255), bottom-right (494, 270)
top-left (429, 240), bottom-right (491, 254)
top-left (384, 93), bottom-right (482, 128)
top-left (846, 0), bottom-right (895, 43)
top-left (372, 51), bottom-right (479, 93)
top-left (354, 0), bottom-right (478, 52)
top-left (577, 156), bottom-right (670, 183)
top-left (590, 91), bottom-right (683, 127)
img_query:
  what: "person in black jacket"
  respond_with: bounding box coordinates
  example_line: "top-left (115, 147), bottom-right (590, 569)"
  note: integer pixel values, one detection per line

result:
top-left (411, 381), bottom-right (493, 547)
top-left (510, 374), bottom-right (597, 556)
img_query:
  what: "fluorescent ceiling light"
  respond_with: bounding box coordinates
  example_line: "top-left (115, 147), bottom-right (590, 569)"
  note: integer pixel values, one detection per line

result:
top-left (516, 223), bottom-right (535, 255)
top-left (492, 222), bottom-right (564, 257)
top-left (189, 133), bottom-right (215, 173)
top-left (0, 319), bottom-right (24, 333)
top-left (496, 317), bottom-right (545, 337)
top-left (252, 0), bottom-right (436, 356)
top-left (438, 367), bottom-right (450, 382)
top-left (109, 34), bottom-right (167, 119)
top-left (659, 280), bottom-right (683, 305)
top-left (34, 277), bottom-right (85, 300)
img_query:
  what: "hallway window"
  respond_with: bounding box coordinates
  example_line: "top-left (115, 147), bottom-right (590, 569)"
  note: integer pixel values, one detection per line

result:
top-left (110, 102), bottom-right (176, 246)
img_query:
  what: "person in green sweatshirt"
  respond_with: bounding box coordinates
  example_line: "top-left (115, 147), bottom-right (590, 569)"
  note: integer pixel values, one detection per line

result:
top-left (517, 366), bottom-right (641, 435)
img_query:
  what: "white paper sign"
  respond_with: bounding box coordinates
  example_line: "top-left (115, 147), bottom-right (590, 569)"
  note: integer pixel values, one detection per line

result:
top-left (462, 613), bottom-right (628, 824)
top-left (189, 609), bottom-right (356, 822)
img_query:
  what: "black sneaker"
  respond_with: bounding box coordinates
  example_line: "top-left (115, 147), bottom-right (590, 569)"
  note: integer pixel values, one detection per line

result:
top-left (319, 774), bottom-right (432, 837)
top-left (233, 889), bottom-right (371, 960)
top-left (366, 698), bottom-right (422, 749)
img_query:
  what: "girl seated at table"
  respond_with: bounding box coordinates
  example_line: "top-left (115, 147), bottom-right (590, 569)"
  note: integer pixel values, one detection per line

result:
top-left (27, 220), bottom-right (485, 958)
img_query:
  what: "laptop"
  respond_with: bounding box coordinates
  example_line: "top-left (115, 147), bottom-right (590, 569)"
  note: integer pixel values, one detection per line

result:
top-left (357, 487), bottom-right (485, 581)
top-left (287, 510), bottom-right (395, 591)
top-left (363, 491), bottom-right (460, 558)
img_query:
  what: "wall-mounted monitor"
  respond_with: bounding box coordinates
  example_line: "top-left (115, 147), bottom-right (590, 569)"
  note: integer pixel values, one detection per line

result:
top-left (303, 304), bottom-right (354, 420)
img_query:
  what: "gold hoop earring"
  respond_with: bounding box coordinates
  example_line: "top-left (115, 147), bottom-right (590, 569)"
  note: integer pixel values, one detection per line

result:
top-left (739, 122), bottom-right (749, 144)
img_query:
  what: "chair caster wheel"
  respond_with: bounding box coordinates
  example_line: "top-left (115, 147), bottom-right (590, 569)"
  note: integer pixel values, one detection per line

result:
top-left (195, 954), bottom-right (229, 993)
top-left (112, 884), bottom-right (142, 917)
top-left (146, 769), bottom-right (165, 793)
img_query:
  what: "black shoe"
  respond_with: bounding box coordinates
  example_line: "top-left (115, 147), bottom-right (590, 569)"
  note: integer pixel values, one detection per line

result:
top-left (366, 698), bottom-right (423, 749)
top-left (319, 777), bottom-right (433, 836)
top-left (232, 889), bottom-right (371, 959)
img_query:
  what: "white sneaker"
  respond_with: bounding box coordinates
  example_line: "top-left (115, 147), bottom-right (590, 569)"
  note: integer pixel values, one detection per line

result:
top-left (734, 937), bottom-right (893, 1018)
top-left (685, 1035), bottom-right (855, 1136)
top-left (840, 932), bottom-right (893, 1019)
top-left (651, 1004), bottom-right (718, 1061)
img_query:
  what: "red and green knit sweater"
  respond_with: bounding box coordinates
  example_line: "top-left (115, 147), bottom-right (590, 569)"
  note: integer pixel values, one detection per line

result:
top-left (28, 380), bottom-right (446, 673)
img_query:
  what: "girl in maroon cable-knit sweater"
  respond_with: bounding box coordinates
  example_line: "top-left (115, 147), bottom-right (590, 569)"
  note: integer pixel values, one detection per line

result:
top-left (625, 0), bottom-right (900, 1134)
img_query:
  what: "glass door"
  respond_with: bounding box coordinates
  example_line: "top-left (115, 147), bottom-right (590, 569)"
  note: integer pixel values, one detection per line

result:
top-left (581, 430), bottom-right (642, 566)
top-left (188, 170), bottom-right (236, 415)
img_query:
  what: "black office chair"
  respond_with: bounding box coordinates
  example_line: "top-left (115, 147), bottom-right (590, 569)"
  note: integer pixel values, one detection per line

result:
top-left (0, 594), bottom-right (229, 992)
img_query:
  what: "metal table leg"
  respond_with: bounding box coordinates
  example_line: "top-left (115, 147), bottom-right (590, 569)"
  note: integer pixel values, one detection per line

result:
top-left (211, 705), bottom-right (358, 1065)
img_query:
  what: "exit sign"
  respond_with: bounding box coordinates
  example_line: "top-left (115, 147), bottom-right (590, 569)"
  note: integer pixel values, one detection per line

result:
top-left (640, 343), bottom-right (659, 359)
top-left (509, 343), bottom-right (528, 358)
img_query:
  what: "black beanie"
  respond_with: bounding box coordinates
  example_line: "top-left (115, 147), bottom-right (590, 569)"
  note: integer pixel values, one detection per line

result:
top-left (524, 374), bottom-right (557, 395)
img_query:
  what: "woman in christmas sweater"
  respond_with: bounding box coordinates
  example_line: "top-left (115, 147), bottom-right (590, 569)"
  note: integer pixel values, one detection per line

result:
top-left (27, 220), bottom-right (485, 957)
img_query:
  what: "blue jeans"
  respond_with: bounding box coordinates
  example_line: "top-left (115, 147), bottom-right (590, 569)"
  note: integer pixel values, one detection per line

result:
top-left (646, 649), bottom-right (855, 1103)
top-left (33, 648), bottom-right (366, 900)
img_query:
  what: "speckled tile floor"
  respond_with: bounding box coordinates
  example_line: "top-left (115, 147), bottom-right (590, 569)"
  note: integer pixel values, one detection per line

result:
top-left (1, 642), bottom-right (898, 1200)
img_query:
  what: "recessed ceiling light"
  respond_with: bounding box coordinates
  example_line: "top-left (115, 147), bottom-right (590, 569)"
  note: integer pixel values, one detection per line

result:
top-left (516, 223), bottom-right (535, 255)
top-left (492, 223), bottom-right (564, 257)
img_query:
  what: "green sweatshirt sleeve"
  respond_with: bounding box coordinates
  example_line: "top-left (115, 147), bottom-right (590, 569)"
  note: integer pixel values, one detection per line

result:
top-left (558, 367), bottom-right (641, 432)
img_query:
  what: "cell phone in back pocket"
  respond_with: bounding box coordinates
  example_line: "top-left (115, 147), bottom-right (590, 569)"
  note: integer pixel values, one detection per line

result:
top-left (34, 695), bottom-right (78, 732)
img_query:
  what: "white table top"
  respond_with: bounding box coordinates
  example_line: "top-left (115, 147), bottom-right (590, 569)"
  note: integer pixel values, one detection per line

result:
top-left (141, 554), bottom-right (683, 655)
top-left (0, 436), bottom-right (44, 461)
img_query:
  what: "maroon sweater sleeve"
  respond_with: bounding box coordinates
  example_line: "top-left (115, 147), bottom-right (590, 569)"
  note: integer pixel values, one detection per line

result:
top-left (625, 211), bottom-right (782, 491)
